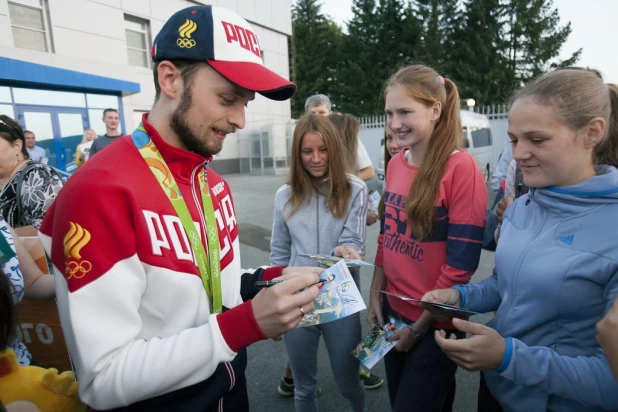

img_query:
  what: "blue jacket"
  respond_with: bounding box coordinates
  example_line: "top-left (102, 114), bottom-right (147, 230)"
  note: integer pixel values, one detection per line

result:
top-left (456, 165), bottom-right (618, 411)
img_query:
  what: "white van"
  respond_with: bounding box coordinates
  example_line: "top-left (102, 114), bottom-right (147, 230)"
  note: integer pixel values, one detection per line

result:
top-left (461, 110), bottom-right (493, 183)
top-left (377, 110), bottom-right (493, 188)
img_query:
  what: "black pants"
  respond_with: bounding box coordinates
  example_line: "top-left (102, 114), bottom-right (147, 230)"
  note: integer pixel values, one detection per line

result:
top-left (477, 373), bottom-right (503, 412)
top-left (383, 300), bottom-right (464, 412)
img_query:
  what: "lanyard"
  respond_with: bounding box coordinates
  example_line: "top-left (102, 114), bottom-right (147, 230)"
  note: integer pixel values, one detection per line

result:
top-left (132, 124), bottom-right (222, 314)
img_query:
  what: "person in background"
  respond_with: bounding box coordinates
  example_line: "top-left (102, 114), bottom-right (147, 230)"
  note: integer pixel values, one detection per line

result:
top-left (0, 116), bottom-right (63, 230)
top-left (271, 95), bottom-right (384, 394)
top-left (328, 113), bottom-right (380, 227)
top-left (491, 144), bottom-right (513, 199)
top-left (270, 114), bottom-right (367, 412)
top-left (369, 64), bottom-right (487, 412)
top-left (423, 68), bottom-right (618, 412)
top-left (74, 129), bottom-right (97, 168)
top-left (89, 108), bottom-right (121, 156)
top-left (24, 130), bottom-right (47, 164)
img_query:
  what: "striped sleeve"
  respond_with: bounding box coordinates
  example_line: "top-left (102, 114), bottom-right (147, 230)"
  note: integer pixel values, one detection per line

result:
top-left (435, 154), bottom-right (488, 290)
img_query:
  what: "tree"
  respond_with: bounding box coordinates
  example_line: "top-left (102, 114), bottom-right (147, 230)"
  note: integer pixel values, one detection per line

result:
top-left (414, 0), bottom-right (461, 71)
top-left (290, 0), bottom-right (343, 118)
top-left (446, 0), bottom-right (510, 104)
top-left (337, 0), bottom-right (420, 115)
top-left (503, 0), bottom-right (581, 85)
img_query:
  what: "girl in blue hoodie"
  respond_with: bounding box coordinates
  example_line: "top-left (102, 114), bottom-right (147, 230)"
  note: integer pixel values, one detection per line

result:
top-left (270, 114), bottom-right (368, 412)
top-left (422, 68), bottom-right (618, 411)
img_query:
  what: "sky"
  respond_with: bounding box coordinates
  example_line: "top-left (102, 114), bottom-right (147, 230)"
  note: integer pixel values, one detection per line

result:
top-left (317, 0), bottom-right (618, 84)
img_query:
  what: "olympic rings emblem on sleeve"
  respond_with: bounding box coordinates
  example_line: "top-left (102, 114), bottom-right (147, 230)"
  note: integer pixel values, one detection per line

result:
top-left (177, 38), bottom-right (196, 48)
top-left (65, 260), bottom-right (92, 279)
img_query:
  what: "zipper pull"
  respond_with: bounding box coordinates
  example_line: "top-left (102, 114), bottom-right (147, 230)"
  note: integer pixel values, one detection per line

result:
top-left (525, 188), bottom-right (536, 206)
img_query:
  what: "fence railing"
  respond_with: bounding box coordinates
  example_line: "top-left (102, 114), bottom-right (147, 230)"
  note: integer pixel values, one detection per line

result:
top-left (469, 104), bottom-right (509, 120)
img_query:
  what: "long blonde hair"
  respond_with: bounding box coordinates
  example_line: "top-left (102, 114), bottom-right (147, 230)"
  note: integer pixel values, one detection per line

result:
top-left (384, 65), bottom-right (462, 240)
top-left (287, 114), bottom-right (352, 219)
top-left (81, 128), bottom-right (97, 143)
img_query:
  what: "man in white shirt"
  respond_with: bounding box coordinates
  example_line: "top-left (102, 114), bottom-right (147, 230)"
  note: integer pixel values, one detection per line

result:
top-left (24, 130), bottom-right (47, 163)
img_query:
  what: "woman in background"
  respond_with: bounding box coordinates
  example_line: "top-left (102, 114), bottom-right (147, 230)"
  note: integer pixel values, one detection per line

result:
top-left (75, 128), bottom-right (97, 167)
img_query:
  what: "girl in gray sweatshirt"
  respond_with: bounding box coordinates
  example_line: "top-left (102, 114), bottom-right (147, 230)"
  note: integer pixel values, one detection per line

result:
top-left (270, 114), bottom-right (368, 412)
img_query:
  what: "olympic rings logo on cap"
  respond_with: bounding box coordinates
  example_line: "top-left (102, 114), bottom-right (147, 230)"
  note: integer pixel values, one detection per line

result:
top-left (177, 38), bottom-right (196, 48)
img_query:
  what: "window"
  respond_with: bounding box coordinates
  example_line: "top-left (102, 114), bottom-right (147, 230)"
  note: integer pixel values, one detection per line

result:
top-left (13, 88), bottom-right (86, 107)
top-left (8, 0), bottom-right (49, 52)
top-left (0, 87), bottom-right (12, 103)
top-left (471, 128), bottom-right (492, 147)
top-left (86, 94), bottom-right (119, 110)
top-left (124, 14), bottom-right (151, 68)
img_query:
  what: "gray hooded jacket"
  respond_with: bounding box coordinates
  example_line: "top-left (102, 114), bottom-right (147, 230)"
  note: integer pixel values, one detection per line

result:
top-left (270, 174), bottom-right (368, 267)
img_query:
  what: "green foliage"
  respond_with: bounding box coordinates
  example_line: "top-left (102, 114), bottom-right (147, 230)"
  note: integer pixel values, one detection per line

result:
top-left (290, 0), bottom-right (344, 118)
top-left (289, 0), bottom-right (579, 114)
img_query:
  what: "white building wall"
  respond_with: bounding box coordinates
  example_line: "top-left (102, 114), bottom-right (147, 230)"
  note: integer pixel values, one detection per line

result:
top-left (0, 0), bottom-right (293, 165)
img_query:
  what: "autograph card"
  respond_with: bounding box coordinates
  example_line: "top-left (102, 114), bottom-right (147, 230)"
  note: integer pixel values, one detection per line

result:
top-left (298, 259), bottom-right (366, 327)
top-left (379, 290), bottom-right (494, 319)
top-left (298, 253), bottom-right (374, 268)
top-left (351, 316), bottom-right (405, 369)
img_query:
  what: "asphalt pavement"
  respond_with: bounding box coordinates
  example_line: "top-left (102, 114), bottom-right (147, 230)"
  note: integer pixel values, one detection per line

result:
top-left (228, 173), bottom-right (495, 412)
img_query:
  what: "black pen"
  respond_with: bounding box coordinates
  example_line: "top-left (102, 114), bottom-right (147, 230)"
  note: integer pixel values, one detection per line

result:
top-left (255, 279), bottom-right (328, 289)
top-left (254, 280), bottom-right (286, 288)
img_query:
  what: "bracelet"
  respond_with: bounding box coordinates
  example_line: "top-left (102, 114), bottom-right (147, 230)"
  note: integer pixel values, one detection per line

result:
top-left (407, 325), bottom-right (425, 341)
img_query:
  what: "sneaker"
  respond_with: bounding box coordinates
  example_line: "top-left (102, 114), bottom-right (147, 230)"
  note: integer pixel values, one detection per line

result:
top-left (277, 377), bottom-right (294, 397)
top-left (359, 368), bottom-right (384, 389)
top-left (277, 377), bottom-right (323, 397)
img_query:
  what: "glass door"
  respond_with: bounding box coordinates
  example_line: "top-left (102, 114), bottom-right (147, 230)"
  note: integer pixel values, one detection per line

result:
top-left (57, 112), bottom-right (88, 172)
top-left (15, 106), bottom-right (88, 171)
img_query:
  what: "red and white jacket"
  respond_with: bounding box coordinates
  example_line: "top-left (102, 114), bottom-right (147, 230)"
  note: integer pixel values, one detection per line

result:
top-left (39, 114), bottom-right (282, 411)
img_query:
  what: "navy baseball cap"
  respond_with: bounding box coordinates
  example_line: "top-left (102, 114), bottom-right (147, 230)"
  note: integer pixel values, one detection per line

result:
top-left (152, 5), bottom-right (296, 101)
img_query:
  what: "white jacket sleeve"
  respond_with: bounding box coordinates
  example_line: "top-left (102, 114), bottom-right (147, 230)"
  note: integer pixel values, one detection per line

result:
top-left (43, 251), bottom-right (238, 410)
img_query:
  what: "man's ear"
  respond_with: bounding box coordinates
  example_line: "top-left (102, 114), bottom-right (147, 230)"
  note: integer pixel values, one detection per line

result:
top-left (156, 61), bottom-right (183, 100)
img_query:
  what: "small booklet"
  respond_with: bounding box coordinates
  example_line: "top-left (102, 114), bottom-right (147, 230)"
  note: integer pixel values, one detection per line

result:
top-left (298, 259), bottom-right (366, 328)
top-left (379, 290), bottom-right (495, 319)
top-left (352, 316), bottom-right (405, 369)
top-left (298, 253), bottom-right (374, 268)
top-left (367, 191), bottom-right (381, 213)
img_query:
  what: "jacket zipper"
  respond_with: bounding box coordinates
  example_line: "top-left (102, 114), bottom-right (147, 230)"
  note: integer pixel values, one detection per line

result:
top-left (498, 206), bottom-right (548, 332)
top-left (525, 188), bottom-right (536, 205)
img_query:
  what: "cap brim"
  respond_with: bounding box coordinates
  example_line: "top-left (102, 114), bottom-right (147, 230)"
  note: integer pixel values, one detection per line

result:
top-left (208, 60), bottom-right (296, 101)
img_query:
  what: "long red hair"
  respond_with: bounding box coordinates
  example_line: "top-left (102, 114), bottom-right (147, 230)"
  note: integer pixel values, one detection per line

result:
top-left (384, 65), bottom-right (463, 240)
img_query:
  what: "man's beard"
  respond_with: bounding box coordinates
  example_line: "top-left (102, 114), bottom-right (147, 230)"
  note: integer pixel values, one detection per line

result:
top-left (169, 87), bottom-right (223, 158)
